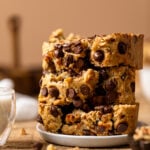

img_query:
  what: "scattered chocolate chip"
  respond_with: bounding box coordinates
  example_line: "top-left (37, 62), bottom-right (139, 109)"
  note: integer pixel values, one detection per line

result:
top-left (66, 88), bottom-right (76, 98)
top-left (54, 48), bottom-right (64, 58)
top-left (105, 79), bottom-right (117, 91)
top-left (116, 122), bottom-right (128, 133)
top-left (80, 84), bottom-right (90, 95)
top-left (49, 86), bottom-right (59, 98)
top-left (130, 82), bottom-right (135, 92)
top-left (33, 142), bottom-right (43, 150)
top-left (73, 97), bottom-right (83, 108)
top-left (41, 87), bottom-right (48, 97)
top-left (93, 50), bottom-right (104, 62)
top-left (103, 106), bottom-right (112, 114)
top-left (36, 114), bottom-right (43, 124)
top-left (118, 42), bottom-right (127, 54)
top-left (64, 55), bottom-right (73, 67)
top-left (50, 105), bottom-right (59, 117)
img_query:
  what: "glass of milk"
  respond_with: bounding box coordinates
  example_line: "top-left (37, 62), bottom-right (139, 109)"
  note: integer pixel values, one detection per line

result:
top-left (0, 87), bottom-right (16, 146)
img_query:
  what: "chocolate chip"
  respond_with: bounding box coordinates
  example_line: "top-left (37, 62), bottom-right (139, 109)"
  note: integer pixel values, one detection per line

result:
top-left (63, 43), bottom-right (71, 52)
top-left (66, 88), bottom-right (76, 98)
top-left (47, 59), bottom-right (56, 73)
top-left (92, 96), bottom-right (104, 106)
top-left (116, 122), bottom-right (128, 133)
top-left (118, 42), bottom-right (127, 54)
top-left (80, 84), bottom-right (90, 95)
top-left (55, 44), bottom-right (63, 49)
top-left (83, 129), bottom-right (91, 135)
top-left (95, 86), bottom-right (106, 96)
top-left (82, 103), bottom-right (91, 112)
top-left (39, 78), bottom-right (42, 87)
top-left (50, 105), bottom-right (59, 117)
top-left (36, 114), bottom-right (43, 124)
top-left (121, 72), bottom-right (127, 80)
top-left (64, 55), bottom-right (73, 67)
top-left (93, 50), bottom-right (104, 62)
top-left (94, 106), bottom-right (104, 114)
top-left (105, 79), bottom-right (117, 91)
top-left (99, 69), bottom-right (109, 83)
top-left (75, 58), bottom-right (84, 70)
top-left (105, 91), bottom-right (118, 104)
top-left (103, 106), bottom-right (112, 114)
top-left (130, 82), bottom-right (135, 92)
top-left (49, 86), bottom-right (59, 98)
top-left (73, 97), bottom-right (83, 108)
top-left (72, 45), bottom-right (83, 54)
top-left (41, 87), bottom-right (48, 97)
top-left (33, 142), bottom-right (43, 150)
top-left (54, 48), bottom-right (64, 58)
top-left (97, 125), bottom-right (106, 133)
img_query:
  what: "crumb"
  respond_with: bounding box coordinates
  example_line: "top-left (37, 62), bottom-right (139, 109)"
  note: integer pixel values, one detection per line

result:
top-left (20, 128), bottom-right (27, 135)
top-left (46, 144), bottom-right (56, 150)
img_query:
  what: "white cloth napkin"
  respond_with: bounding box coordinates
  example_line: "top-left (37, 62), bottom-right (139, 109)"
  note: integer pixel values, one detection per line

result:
top-left (0, 78), bottom-right (38, 121)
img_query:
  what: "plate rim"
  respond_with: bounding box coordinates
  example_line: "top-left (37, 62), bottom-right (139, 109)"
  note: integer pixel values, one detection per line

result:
top-left (36, 123), bottom-right (129, 147)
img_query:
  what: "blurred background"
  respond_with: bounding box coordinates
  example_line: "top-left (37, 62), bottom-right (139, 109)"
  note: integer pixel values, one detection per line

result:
top-left (0, 0), bottom-right (149, 96)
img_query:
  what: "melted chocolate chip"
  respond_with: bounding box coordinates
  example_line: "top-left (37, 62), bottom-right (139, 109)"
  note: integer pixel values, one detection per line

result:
top-left (99, 69), bottom-right (109, 83)
top-left (54, 48), bottom-right (64, 58)
top-left (105, 91), bottom-right (118, 104)
top-left (92, 96), bottom-right (104, 106)
top-left (97, 125), bottom-right (106, 133)
top-left (72, 45), bottom-right (83, 54)
top-left (75, 58), bottom-right (84, 70)
top-left (50, 105), bottom-right (59, 117)
top-left (41, 87), bottom-right (48, 97)
top-left (49, 86), bottom-right (59, 98)
top-left (64, 55), bottom-right (73, 67)
top-left (63, 43), bottom-right (71, 52)
top-left (83, 129), bottom-right (91, 135)
top-left (82, 103), bottom-right (91, 112)
top-left (66, 88), bottom-right (76, 98)
top-left (116, 122), bottom-right (128, 133)
top-left (130, 82), bottom-right (135, 92)
top-left (105, 79), bottom-right (117, 91)
top-left (73, 97), bottom-right (83, 108)
top-left (36, 114), bottom-right (43, 124)
top-left (95, 86), bottom-right (106, 96)
top-left (118, 42), bottom-right (127, 54)
top-left (47, 59), bottom-right (56, 73)
top-left (93, 50), bottom-right (104, 62)
top-left (80, 84), bottom-right (90, 95)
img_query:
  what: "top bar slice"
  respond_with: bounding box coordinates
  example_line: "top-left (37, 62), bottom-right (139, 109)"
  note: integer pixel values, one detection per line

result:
top-left (42, 29), bottom-right (143, 72)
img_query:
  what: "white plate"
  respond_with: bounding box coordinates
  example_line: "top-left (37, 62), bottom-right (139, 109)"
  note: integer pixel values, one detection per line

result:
top-left (36, 123), bottom-right (129, 147)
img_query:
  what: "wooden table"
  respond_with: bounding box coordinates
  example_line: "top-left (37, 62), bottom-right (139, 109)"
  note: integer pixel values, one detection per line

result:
top-left (0, 93), bottom-right (150, 150)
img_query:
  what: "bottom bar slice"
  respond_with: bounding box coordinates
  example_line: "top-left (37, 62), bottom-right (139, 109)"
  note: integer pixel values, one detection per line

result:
top-left (38, 103), bottom-right (139, 136)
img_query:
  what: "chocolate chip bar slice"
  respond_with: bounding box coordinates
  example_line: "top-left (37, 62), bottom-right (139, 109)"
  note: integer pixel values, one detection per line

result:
top-left (62, 103), bottom-right (139, 135)
top-left (42, 29), bottom-right (143, 73)
top-left (91, 33), bottom-right (144, 69)
top-left (39, 66), bottom-right (135, 106)
top-left (38, 103), bottom-right (139, 135)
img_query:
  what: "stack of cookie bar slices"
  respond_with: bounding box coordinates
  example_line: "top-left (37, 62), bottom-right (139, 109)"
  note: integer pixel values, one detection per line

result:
top-left (38, 29), bottom-right (144, 136)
